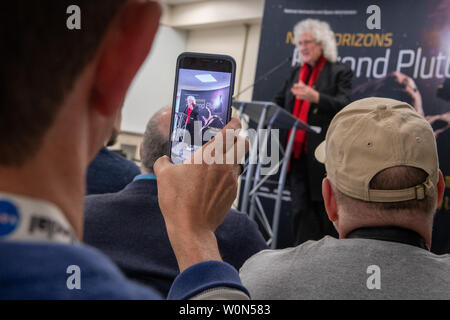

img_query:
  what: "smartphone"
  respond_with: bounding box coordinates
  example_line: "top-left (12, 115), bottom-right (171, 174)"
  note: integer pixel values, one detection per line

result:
top-left (168, 52), bottom-right (236, 164)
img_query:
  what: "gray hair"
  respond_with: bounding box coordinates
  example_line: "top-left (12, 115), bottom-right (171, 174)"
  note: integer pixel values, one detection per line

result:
top-left (141, 107), bottom-right (170, 173)
top-left (334, 166), bottom-right (436, 219)
top-left (293, 18), bottom-right (337, 65)
top-left (187, 95), bottom-right (196, 104)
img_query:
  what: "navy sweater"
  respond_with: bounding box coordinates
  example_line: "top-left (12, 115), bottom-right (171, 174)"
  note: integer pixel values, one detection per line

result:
top-left (83, 179), bottom-right (268, 297)
top-left (86, 147), bottom-right (140, 195)
top-left (0, 241), bottom-right (246, 299)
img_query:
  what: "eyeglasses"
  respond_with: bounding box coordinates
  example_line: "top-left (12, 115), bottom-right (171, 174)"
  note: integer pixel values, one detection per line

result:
top-left (298, 40), bottom-right (316, 46)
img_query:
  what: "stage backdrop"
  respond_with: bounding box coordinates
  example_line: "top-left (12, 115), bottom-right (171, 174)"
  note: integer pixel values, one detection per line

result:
top-left (252, 0), bottom-right (450, 253)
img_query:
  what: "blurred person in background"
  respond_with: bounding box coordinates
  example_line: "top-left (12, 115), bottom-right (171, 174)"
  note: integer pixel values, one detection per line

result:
top-left (86, 110), bottom-right (140, 195)
top-left (0, 0), bottom-right (249, 300)
top-left (84, 106), bottom-right (267, 297)
top-left (274, 18), bottom-right (353, 245)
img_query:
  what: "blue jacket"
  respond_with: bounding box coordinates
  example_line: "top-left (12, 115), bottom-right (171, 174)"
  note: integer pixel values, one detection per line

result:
top-left (0, 240), bottom-right (247, 299)
top-left (83, 178), bottom-right (268, 297)
top-left (86, 147), bottom-right (140, 195)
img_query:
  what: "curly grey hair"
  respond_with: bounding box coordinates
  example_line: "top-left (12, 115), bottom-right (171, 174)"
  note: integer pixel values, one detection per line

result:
top-left (293, 18), bottom-right (337, 65)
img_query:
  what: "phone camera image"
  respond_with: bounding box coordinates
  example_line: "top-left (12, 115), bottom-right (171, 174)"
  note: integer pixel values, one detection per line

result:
top-left (170, 66), bottom-right (232, 164)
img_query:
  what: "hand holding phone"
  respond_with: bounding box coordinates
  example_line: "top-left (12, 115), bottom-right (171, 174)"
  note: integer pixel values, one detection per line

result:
top-left (155, 118), bottom-right (248, 271)
top-left (168, 52), bottom-right (236, 164)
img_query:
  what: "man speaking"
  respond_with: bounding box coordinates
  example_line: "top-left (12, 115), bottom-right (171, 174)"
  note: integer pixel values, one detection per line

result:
top-left (274, 19), bottom-right (353, 245)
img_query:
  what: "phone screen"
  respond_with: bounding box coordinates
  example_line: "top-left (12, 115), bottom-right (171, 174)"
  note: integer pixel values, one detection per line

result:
top-left (169, 54), bottom-right (235, 164)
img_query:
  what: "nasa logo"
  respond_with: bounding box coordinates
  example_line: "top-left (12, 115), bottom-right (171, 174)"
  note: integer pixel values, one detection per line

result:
top-left (0, 200), bottom-right (20, 237)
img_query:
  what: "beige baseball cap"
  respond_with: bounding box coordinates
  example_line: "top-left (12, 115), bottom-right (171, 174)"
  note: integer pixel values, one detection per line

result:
top-left (314, 97), bottom-right (438, 202)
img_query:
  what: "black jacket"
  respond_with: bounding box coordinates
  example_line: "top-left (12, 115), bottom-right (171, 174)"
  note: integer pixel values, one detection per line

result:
top-left (86, 147), bottom-right (140, 195)
top-left (273, 61), bottom-right (353, 201)
top-left (83, 178), bottom-right (268, 297)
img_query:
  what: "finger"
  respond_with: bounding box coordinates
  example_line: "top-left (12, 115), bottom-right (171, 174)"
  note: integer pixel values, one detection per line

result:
top-left (405, 82), bottom-right (418, 93)
top-left (426, 115), bottom-right (438, 124)
top-left (407, 76), bottom-right (417, 86)
top-left (153, 155), bottom-right (173, 177)
top-left (403, 86), bottom-right (415, 99)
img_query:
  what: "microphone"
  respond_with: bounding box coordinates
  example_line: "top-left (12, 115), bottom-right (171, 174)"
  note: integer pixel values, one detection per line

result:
top-left (234, 54), bottom-right (293, 99)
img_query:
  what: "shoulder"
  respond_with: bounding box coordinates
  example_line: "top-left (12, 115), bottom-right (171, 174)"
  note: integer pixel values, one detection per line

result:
top-left (240, 237), bottom-right (338, 274)
top-left (83, 189), bottom-right (133, 222)
top-left (327, 61), bottom-right (353, 75)
top-left (290, 65), bottom-right (301, 77)
top-left (84, 191), bottom-right (121, 210)
top-left (223, 209), bottom-right (259, 231)
top-left (240, 246), bottom-right (298, 275)
top-left (111, 151), bottom-right (140, 170)
top-left (98, 148), bottom-right (138, 169)
top-left (0, 241), bottom-right (159, 299)
top-left (280, 65), bottom-right (300, 82)
top-left (238, 246), bottom-right (299, 298)
top-left (88, 149), bottom-right (139, 177)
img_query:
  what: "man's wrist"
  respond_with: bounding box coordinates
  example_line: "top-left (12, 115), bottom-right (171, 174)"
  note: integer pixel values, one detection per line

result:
top-left (167, 227), bottom-right (222, 272)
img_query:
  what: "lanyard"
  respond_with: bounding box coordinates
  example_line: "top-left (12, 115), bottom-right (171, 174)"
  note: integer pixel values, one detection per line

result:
top-left (0, 193), bottom-right (78, 244)
top-left (346, 226), bottom-right (428, 250)
top-left (133, 173), bottom-right (157, 182)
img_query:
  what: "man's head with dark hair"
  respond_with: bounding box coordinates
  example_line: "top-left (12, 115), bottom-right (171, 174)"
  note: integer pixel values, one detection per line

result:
top-left (2, 0), bottom-right (128, 166)
top-left (332, 166), bottom-right (437, 229)
top-left (0, 0), bottom-right (162, 237)
top-left (141, 106), bottom-right (171, 173)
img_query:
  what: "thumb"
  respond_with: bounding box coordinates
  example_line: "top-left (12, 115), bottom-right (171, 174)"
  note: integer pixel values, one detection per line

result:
top-left (154, 155), bottom-right (173, 178)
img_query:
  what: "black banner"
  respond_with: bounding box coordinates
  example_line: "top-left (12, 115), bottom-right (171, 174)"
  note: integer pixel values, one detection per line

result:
top-left (253, 0), bottom-right (450, 253)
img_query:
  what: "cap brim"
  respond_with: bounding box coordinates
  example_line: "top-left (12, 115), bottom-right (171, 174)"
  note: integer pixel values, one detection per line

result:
top-left (314, 141), bottom-right (326, 164)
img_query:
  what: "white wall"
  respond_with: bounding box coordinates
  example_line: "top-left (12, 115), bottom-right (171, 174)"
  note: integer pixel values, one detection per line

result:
top-left (121, 26), bottom-right (187, 133)
top-left (238, 23), bottom-right (262, 101)
top-left (121, 1), bottom-right (263, 134)
top-left (168, 0), bottom-right (263, 28)
top-left (185, 24), bottom-right (247, 96)
top-left (185, 23), bottom-right (261, 101)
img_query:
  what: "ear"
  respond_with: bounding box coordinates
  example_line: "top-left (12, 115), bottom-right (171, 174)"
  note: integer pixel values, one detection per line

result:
top-left (437, 170), bottom-right (445, 208)
top-left (322, 178), bottom-right (338, 223)
top-left (91, 1), bottom-right (161, 117)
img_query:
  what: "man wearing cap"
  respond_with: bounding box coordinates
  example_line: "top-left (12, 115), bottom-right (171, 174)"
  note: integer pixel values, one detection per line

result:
top-left (240, 97), bottom-right (449, 299)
